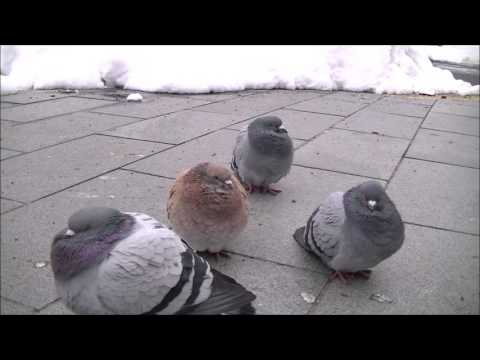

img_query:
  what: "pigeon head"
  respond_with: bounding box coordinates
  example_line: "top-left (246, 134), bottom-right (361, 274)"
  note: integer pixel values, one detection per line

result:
top-left (51, 207), bottom-right (135, 281)
top-left (67, 207), bottom-right (124, 234)
top-left (248, 116), bottom-right (293, 157)
top-left (354, 181), bottom-right (386, 212)
top-left (188, 162), bottom-right (237, 193)
top-left (343, 181), bottom-right (404, 245)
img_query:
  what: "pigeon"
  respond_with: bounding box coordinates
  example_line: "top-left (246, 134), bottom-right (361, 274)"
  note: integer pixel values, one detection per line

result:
top-left (231, 116), bottom-right (293, 195)
top-left (293, 181), bottom-right (404, 282)
top-left (167, 162), bottom-right (248, 258)
top-left (50, 206), bottom-right (256, 315)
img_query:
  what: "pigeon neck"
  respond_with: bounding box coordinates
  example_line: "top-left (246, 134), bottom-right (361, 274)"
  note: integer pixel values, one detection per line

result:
top-left (344, 212), bottom-right (404, 247)
top-left (248, 128), bottom-right (292, 157)
top-left (51, 214), bottom-right (136, 281)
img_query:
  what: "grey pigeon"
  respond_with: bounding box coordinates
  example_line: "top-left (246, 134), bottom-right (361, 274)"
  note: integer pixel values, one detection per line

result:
top-left (293, 181), bottom-right (404, 282)
top-left (50, 207), bottom-right (256, 315)
top-left (231, 116), bottom-right (293, 195)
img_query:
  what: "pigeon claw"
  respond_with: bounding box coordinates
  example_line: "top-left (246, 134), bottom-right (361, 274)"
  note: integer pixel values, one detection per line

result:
top-left (329, 270), bottom-right (372, 284)
top-left (254, 185), bottom-right (282, 195)
top-left (265, 185), bottom-right (282, 195)
top-left (243, 184), bottom-right (281, 195)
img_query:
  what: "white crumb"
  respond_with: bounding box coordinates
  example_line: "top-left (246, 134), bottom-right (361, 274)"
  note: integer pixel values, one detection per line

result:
top-left (126, 93), bottom-right (143, 102)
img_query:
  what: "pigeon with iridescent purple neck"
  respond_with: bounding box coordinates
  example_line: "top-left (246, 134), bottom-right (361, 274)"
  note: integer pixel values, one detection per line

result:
top-left (51, 207), bottom-right (256, 315)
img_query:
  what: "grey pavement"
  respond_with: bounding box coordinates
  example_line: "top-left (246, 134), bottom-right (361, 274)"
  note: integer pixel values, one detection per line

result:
top-left (1, 89), bottom-right (478, 315)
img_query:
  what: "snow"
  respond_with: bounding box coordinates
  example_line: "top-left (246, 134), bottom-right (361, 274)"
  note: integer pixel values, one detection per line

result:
top-left (126, 93), bottom-right (143, 102)
top-left (1, 45), bottom-right (478, 96)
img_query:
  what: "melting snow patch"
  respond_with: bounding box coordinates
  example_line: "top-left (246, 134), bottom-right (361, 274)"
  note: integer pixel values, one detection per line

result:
top-left (126, 93), bottom-right (143, 102)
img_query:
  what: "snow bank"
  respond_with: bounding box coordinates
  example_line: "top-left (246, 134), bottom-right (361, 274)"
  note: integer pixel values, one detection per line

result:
top-left (1, 45), bottom-right (478, 96)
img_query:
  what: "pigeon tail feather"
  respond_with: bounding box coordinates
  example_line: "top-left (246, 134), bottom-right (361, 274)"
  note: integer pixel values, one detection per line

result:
top-left (177, 269), bottom-right (256, 315)
top-left (293, 226), bottom-right (309, 251)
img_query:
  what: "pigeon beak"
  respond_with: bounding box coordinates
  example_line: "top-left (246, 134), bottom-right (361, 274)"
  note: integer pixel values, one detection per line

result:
top-left (224, 179), bottom-right (233, 187)
top-left (367, 200), bottom-right (377, 210)
top-left (65, 229), bottom-right (75, 236)
top-left (278, 125), bottom-right (288, 133)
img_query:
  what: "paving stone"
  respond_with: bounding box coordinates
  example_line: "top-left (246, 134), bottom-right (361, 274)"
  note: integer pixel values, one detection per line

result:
top-left (1, 135), bottom-right (170, 202)
top-left (0, 97), bottom-right (114, 122)
top-left (228, 109), bottom-right (340, 140)
top-left (335, 109), bottom-right (422, 139)
top-left (0, 103), bottom-right (19, 109)
top-left (212, 253), bottom-right (328, 315)
top-left (1, 198), bottom-right (23, 213)
top-left (73, 89), bottom-right (158, 102)
top-left (294, 129), bottom-right (410, 179)
top-left (0, 119), bottom-right (19, 128)
top-left (320, 91), bottom-right (382, 103)
top-left (1, 112), bottom-right (142, 152)
top-left (368, 98), bottom-right (431, 118)
top-left (222, 165), bottom-right (387, 271)
top-left (432, 100), bottom-right (479, 118)
top-left (309, 224), bottom-right (479, 314)
top-left (103, 110), bottom-right (245, 145)
top-left (1, 298), bottom-right (35, 314)
top-left (92, 96), bottom-right (209, 119)
top-left (0, 170), bottom-right (174, 309)
top-left (184, 92), bottom-right (242, 102)
top-left (37, 300), bottom-right (74, 315)
top-left (422, 112), bottom-right (479, 136)
top-left (407, 129), bottom-right (479, 168)
top-left (263, 89), bottom-right (330, 97)
top-left (387, 158), bottom-right (479, 234)
top-left (434, 98), bottom-right (479, 108)
top-left (0, 90), bottom-right (72, 104)
top-left (380, 94), bottom-right (437, 106)
top-left (287, 97), bottom-right (368, 116)
top-left (196, 91), bottom-right (320, 117)
top-left (237, 90), bottom-right (272, 96)
top-left (125, 129), bottom-right (239, 178)
top-left (1, 148), bottom-right (22, 160)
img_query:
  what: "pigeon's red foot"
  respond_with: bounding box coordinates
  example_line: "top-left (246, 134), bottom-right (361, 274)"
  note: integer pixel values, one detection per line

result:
top-left (329, 270), bottom-right (372, 284)
top-left (265, 185), bottom-right (282, 195)
top-left (244, 184), bottom-right (281, 195)
top-left (255, 184), bottom-right (282, 195)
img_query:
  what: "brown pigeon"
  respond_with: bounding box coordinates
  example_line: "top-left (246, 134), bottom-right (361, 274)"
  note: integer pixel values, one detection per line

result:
top-left (167, 162), bottom-right (248, 258)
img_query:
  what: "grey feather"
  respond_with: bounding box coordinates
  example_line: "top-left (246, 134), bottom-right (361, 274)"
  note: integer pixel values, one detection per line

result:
top-left (231, 116), bottom-right (293, 188)
top-left (293, 181), bottom-right (404, 273)
top-left (51, 207), bottom-right (256, 315)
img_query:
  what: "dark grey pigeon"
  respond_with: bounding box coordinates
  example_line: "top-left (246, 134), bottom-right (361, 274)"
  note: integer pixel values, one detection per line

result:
top-left (293, 181), bottom-right (404, 282)
top-left (51, 207), bottom-right (256, 315)
top-left (231, 116), bottom-right (293, 195)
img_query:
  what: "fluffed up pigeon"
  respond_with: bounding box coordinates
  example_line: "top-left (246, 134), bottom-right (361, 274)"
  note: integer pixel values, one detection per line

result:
top-left (167, 162), bottom-right (248, 258)
top-left (293, 181), bottom-right (404, 282)
top-left (231, 116), bottom-right (293, 195)
top-left (51, 207), bottom-right (256, 315)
